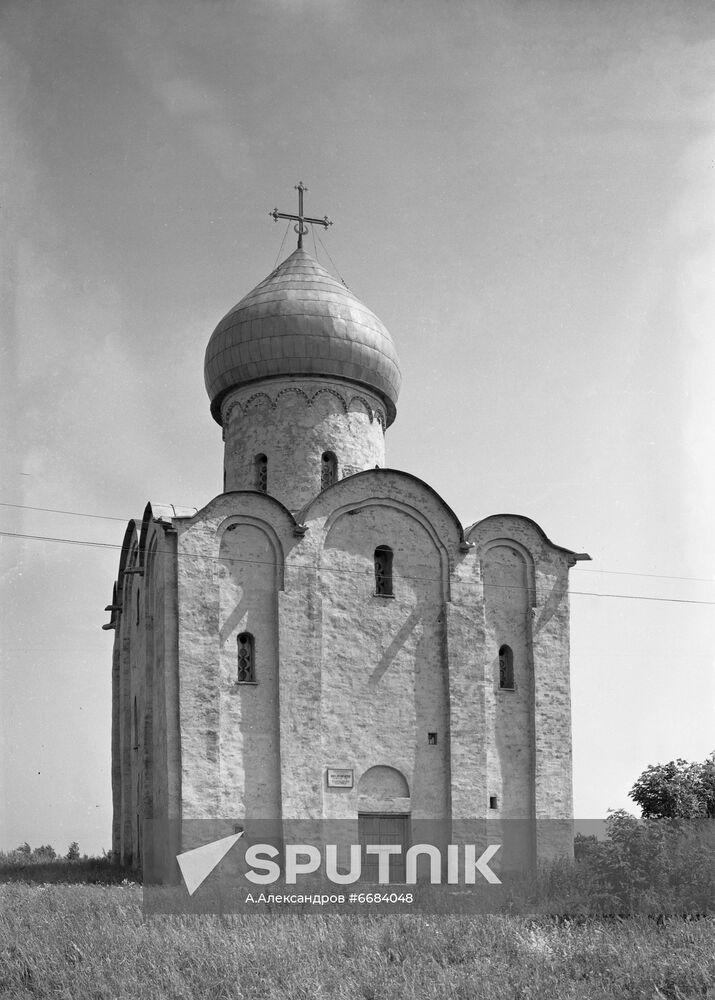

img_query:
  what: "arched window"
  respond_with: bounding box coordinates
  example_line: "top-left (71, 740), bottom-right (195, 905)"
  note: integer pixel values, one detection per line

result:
top-left (499, 645), bottom-right (514, 689)
top-left (255, 454), bottom-right (267, 493)
top-left (374, 546), bottom-right (393, 597)
top-left (237, 632), bottom-right (256, 683)
top-left (321, 451), bottom-right (337, 490)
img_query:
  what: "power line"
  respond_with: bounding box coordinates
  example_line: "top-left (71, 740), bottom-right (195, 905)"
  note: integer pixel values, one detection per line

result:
top-left (2, 500), bottom-right (713, 585)
top-left (573, 567), bottom-right (715, 585)
top-left (569, 591), bottom-right (715, 606)
top-left (2, 528), bottom-right (715, 606)
top-left (1, 530), bottom-right (120, 550)
top-left (0, 502), bottom-right (129, 523)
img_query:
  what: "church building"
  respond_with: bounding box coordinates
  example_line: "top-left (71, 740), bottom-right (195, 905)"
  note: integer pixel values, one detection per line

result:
top-left (105, 190), bottom-right (588, 882)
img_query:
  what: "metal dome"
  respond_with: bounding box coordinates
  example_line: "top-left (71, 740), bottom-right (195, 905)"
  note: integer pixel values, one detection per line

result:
top-left (204, 249), bottom-right (401, 425)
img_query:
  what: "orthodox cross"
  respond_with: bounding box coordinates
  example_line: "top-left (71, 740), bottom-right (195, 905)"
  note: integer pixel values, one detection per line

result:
top-left (270, 182), bottom-right (333, 250)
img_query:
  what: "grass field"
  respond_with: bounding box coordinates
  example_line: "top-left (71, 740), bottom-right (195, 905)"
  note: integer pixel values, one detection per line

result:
top-left (1, 882), bottom-right (713, 1000)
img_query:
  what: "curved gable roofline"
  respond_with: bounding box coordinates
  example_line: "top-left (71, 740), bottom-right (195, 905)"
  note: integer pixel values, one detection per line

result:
top-left (139, 501), bottom-right (199, 558)
top-left (137, 502), bottom-right (199, 567)
top-left (118, 519), bottom-right (142, 579)
top-left (297, 467), bottom-right (466, 544)
top-left (176, 491), bottom-right (300, 531)
top-left (139, 503), bottom-right (154, 560)
top-left (466, 513), bottom-right (591, 560)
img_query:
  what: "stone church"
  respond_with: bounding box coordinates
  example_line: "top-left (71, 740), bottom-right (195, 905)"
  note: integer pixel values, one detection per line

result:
top-left (106, 210), bottom-right (588, 882)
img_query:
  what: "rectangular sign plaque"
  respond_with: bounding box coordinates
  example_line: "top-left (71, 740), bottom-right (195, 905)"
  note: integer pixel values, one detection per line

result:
top-left (326, 768), bottom-right (354, 788)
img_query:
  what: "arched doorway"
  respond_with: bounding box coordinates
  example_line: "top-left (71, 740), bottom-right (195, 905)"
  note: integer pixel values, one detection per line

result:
top-left (357, 766), bottom-right (410, 883)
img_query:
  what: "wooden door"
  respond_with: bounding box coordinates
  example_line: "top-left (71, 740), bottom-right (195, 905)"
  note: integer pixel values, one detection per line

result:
top-left (358, 813), bottom-right (409, 884)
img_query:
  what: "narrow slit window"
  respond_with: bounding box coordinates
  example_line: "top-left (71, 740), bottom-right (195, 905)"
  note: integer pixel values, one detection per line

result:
top-left (374, 545), bottom-right (393, 597)
top-left (489, 795), bottom-right (498, 810)
top-left (321, 451), bottom-right (337, 490)
top-left (237, 632), bottom-right (255, 683)
top-left (498, 645), bottom-right (514, 689)
top-left (255, 454), bottom-right (267, 493)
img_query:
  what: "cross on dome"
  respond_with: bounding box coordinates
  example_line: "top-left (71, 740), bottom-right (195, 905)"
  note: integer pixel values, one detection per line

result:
top-left (270, 182), bottom-right (333, 249)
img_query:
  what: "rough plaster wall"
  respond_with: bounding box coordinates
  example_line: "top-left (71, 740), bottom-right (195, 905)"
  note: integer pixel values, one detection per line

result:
top-left (174, 494), bottom-right (295, 850)
top-left (112, 534), bottom-right (145, 869)
top-left (161, 529), bottom-right (182, 875)
top-left (469, 516), bottom-right (575, 860)
top-left (116, 470), bottom-right (575, 870)
top-left (279, 469), bottom-right (466, 824)
top-left (482, 544), bottom-right (535, 821)
top-left (444, 568), bottom-right (487, 833)
top-left (145, 526), bottom-right (176, 882)
top-left (110, 633), bottom-right (121, 858)
top-left (218, 521), bottom-right (281, 820)
top-left (317, 503), bottom-right (449, 823)
top-left (118, 548), bottom-right (134, 865)
top-left (277, 569), bottom-right (325, 818)
top-left (141, 550), bottom-right (154, 878)
top-left (531, 552), bottom-right (574, 858)
top-left (221, 378), bottom-right (386, 511)
top-left (128, 543), bottom-right (146, 869)
top-left (176, 526), bottom-right (222, 825)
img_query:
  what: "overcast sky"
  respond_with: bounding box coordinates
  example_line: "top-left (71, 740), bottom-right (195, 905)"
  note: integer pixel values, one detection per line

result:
top-left (1, 0), bottom-right (714, 855)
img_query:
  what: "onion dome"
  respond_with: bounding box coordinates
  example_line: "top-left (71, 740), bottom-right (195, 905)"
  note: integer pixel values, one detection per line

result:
top-left (204, 248), bottom-right (401, 425)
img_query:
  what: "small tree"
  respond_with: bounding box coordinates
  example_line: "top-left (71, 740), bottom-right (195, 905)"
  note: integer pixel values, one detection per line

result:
top-left (66, 841), bottom-right (80, 861)
top-left (14, 842), bottom-right (31, 857)
top-left (629, 752), bottom-right (715, 819)
top-left (698, 752), bottom-right (715, 816)
top-left (32, 844), bottom-right (56, 861)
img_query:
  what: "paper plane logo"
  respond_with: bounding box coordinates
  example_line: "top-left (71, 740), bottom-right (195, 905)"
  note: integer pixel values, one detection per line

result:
top-left (176, 831), bottom-right (243, 896)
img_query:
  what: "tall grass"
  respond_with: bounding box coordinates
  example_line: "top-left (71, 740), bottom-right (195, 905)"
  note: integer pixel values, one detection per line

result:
top-left (0, 852), bottom-right (138, 886)
top-left (1, 883), bottom-right (713, 1000)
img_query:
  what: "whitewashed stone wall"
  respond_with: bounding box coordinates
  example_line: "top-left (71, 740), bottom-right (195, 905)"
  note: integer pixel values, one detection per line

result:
top-left (220, 377), bottom-right (387, 511)
top-left (112, 481), bottom-right (577, 877)
top-left (217, 519), bottom-right (281, 820)
top-left (468, 515), bottom-right (575, 860)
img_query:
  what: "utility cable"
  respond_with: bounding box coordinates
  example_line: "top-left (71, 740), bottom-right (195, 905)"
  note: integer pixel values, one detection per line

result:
top-left (0, 502), bottom-right (129, 523)
top-left (1, 501), bottom-right (712, 585)
top-left (2, 529), bottom-right (715, 606)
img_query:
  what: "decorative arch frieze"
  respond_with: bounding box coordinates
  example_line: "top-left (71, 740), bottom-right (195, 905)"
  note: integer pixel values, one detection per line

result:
top-left (275, 386), bottom-right (312, 407)
top-left (310, 386), bottom-right (348, 413)
top-left (222, 399), bottom-right (240, 425)
top-left (347, 394), bottom-right (376, 423)
top-left (243, 391), bottom-right (276, 413)
top-left (222, 382), bottom-right (386, 428)
top-left (224, 392), bottom-right (277, 426)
